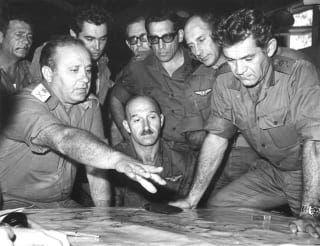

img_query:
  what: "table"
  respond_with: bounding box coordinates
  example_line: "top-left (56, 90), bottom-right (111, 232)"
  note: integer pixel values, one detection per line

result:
top-left (25, 207), bottom-right (320, 245)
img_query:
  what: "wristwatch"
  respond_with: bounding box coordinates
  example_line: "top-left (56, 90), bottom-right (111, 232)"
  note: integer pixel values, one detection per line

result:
top-left (300, 205), bottom-right (320, 218)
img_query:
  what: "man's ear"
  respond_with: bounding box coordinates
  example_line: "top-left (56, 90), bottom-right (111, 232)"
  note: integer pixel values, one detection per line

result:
top-left (266, 38), bottom-right (277, 57)
top-left (177, 29), bottom-right (184, 43)
top-left (69, 29), bottom-right (77, 38)
top-left (122, 120), bottom-right (131, 134)
top-left (41, 66), bottom-right (53, 83)
top-left (160, 114), bottom-right (164, 127)
top-left (125, 40), bottom-right (131, 49)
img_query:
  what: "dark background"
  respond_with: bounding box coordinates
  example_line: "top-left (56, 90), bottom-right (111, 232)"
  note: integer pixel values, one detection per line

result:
top-left (0, 0), bottom-right (300, 78)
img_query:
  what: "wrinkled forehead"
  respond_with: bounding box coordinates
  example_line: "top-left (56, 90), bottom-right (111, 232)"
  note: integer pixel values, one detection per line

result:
top-left (54, 44), bottom-right (91, 65)
top-left (127, 20), bottom-right (146, 37)
top-left (126, 97), bottom-right (160, 118)
top-left (7, 20), bottom-right (32, 34)
top-left (185, 18), bottom-right (211, 42)
top-left (148, 20), bottom-right (174, 35)
top-left (79, 21), bottom-right (108, 37)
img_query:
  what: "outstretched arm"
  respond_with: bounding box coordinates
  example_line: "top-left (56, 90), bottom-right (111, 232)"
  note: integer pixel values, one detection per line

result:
top-left (170, 133), bottom-right (228, 208)
top-left (33, 124), bottom-right (165, 194)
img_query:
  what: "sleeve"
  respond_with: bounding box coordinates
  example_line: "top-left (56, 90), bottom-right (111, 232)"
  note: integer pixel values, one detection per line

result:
top-left (204, 79), bottom-right (237, 139)
top-left (289, 60), bottom-right (320, 140)
top-left (4, 93), bottom-right (62, 153)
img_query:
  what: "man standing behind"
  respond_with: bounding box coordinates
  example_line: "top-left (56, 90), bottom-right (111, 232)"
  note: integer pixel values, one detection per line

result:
top-left (111, 15), bottom-right (151, 146)
top-left (0, 12), bottom-right (33, 94)
top-left (112, 96), bottom-right (196, 207)
top-left (172, 9), bottom-right (320, 238)
top-left (0, 36), bottom-right (165, 209)
top-left (111, 9), bottom-right (199, 151)
top-left (182, 13), bottom-right (258, 199)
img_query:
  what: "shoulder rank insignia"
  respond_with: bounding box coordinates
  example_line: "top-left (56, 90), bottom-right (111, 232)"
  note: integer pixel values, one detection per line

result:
top-left (31, 83), bottom-right (51, 102)
top-left (273, 55), bottom-right (296, 74)
top-left (194, 88), bottom-right (212, 96)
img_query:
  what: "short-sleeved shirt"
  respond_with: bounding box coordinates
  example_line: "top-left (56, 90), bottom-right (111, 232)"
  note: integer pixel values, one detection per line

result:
top-left (0, 81), bottom-right (104, 203)
top-left (111, 139), bottom-right (197, 207)
top-left (205, 47), bottom-right (320, 171)
top-left (181, 64), bottom-right (216, 133)
top-left (112, 49), bottom-right (199, 144)
top-left (0, 60), bottom-right (32, 94)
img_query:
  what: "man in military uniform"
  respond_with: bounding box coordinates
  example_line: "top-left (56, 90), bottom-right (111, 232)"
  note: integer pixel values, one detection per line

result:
top-left (182, 14), bottom-right (259, 201)
top-left (171, 9), bottom-right (320, 238)
top-left (0, 36), bottom-right (165, 209)
top-left (111, 96), bottom-right (196, 207)
top-left (0, 12), bottom-right (33, 94)
top-left (110, 9), bottom-right (199, 151)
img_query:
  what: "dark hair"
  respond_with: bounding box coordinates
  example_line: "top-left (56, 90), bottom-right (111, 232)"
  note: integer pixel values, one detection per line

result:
top-left (0, 12), bottom-right (33, 35)
top-left (216, 8), bottom-right (272, 48)
top-left (70, 4), bottom-right (112, 35)
top-left (125, 96), bottom-right (162, 119)
top-left (145, 9), bottom-right (182, 33)
top-left (125, 15), bottom-right (146, 37)
top-left (40, 35), bottom-right (86, 70)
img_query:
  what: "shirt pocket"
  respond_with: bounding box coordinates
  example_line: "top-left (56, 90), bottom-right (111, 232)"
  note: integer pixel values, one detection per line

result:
top-left (258, 108), bottom-right (299, 149)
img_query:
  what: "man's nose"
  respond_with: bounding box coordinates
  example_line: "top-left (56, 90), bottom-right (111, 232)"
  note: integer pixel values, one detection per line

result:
top-left (235, 60), bottom-right (246, 75)
top-left (158, 39), bottom-right (165, 49)
top-left (94, 40), bottom-right (100, 50)
top-left (143, 119), bottom-right (151, 130)
top-left (194, 45), bottom-right (202, 57)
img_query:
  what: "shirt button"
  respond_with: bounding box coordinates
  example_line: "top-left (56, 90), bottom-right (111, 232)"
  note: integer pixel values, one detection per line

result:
top-left (172, 127), bottom-right (176, 131)
top-left (261, 143), bottom-right (266, 148)
top-left (273, 121), bottom-right (278, 125)
top-left (171, 110), bottom-right (175, 113)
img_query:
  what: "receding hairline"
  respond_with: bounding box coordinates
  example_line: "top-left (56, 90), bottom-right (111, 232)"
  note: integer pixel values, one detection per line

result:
top-left (125, 96), bottom-right (161, 119)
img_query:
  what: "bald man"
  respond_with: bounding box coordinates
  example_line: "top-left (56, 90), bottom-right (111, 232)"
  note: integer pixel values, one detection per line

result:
top-left (110, 96), bottom-right (197, 207)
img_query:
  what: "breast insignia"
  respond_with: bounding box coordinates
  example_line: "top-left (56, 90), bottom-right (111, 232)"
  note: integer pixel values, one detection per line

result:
top-left (194, 88), bottom-right (212, 96)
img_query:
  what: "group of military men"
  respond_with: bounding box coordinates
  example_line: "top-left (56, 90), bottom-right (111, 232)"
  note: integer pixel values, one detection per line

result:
top-left (0, 3), bottom-right (320, 243)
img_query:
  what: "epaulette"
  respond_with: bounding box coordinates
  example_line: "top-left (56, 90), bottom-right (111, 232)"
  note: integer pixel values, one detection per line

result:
top-left (31, 83), bottom-right (51, 102)
top-left (216, 62), bottom-right (231, 76)
top-left (273, 55), bottom-right (296, 74)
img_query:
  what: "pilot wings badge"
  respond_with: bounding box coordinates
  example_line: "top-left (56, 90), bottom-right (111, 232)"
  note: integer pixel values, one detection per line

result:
top-left (194, 88), bottom-right (212, 96)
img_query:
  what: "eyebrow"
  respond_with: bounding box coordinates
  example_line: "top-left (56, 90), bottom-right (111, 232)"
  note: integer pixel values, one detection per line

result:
top-left (83, 35), bottom-right (107, 39)
top-left (225, 53), bottom-right (255, 61)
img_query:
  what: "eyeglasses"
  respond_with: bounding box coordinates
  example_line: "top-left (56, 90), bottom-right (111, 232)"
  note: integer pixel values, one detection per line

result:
top-left (126, 33), bottom-right (148, 45)
top-left (148, 32), bottom-right (177, 45)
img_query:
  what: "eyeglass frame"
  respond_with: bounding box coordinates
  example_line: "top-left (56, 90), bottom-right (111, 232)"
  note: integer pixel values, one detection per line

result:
top-left (126, 33), bottom-right (148, 45)
top-left (148, 31), bottom-right (178, 45)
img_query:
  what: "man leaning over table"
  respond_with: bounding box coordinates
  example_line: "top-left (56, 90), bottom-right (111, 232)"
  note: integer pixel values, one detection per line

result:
top-left (171, 8), bottom-right (320, 238)
top-left (0, 36), bottom-right (165, 209)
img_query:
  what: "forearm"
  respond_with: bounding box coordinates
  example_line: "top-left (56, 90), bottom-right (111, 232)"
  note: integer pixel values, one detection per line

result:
top-left (35, 124), bottom-right (122, 170)
top-left (187, 133), bottom-right (229, 207)
top-left (110, 96), bottom-right (130, 140)
top-left (301, 140), bottom-right (320, 208)
top-left (86, 166), bottom-right (112, 207)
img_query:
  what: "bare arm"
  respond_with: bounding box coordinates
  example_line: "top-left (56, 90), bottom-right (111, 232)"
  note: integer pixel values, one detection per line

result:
top-left (86, 166), bottom-right (111, 207)
top-left (290, 140), bottom-right (320, 237)
top-left (33, 124), bottom-right (165, 193)
top-left (171, 133), bottom-right (228, 208)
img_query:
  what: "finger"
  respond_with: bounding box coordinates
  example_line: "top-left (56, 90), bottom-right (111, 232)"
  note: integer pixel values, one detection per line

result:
top-left (305, 224), bottom-right (319, 238)
top-left (315, 225), bottom-right (320, 236)
top-left (136, 175), bottom-right (157, 193)
top-left (150, 173), bottom-right (166, 185)
top-left (144, 166), bottom-right (163, 174)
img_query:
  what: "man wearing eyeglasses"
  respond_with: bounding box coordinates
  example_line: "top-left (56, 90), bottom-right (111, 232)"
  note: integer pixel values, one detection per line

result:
top-left (111, 9), bottom-right (200, 151)
top-left (110, 15), bottom-right (151, 146)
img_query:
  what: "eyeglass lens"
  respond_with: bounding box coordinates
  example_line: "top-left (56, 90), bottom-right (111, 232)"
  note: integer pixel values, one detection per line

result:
top-left (127, 34), bottom-right (148, 45)
top-left (148, 32), bottom-right (177, 45)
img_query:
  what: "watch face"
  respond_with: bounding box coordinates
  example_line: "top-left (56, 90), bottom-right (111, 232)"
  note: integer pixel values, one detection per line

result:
top-left (310, 207), bottom-right (320, 217)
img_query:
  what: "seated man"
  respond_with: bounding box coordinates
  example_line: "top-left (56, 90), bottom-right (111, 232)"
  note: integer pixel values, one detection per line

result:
top-left (111, 96), bottom-right (197, 207)
top-left (0, 11), bottom-right (33, 94)
top-left (0, 36), bottom-right (165, 209)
